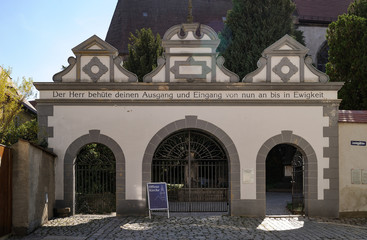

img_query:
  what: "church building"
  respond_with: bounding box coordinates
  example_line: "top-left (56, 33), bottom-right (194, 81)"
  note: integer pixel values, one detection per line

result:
top-left (105, 0), bottom-right (352, 71)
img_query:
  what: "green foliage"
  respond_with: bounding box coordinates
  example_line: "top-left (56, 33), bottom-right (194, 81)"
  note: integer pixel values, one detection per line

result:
top-left (123, 28), bottom-right (163, 81)
top-left (348, 0), bottom-right (367, 18)
top-left (77, 143), bottom-right (115, 162)
top-left (1, 118), bottom-right (40, 146)
top-left (326, 1), bottom-right (367, 109)
top-left (0, 67), bottom-right (35, 144)
top-left (218, 0), bottom-right (302, 79)
top-left (293, 28), bottom-right (306, 46)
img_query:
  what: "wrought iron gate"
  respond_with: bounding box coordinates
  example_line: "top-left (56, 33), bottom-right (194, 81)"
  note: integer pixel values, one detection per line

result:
top-left (75, 144), bottom-right (116, 214)
top-left (291, 150), bottom-right (304, 214)
top-left (152, 130), bottom-right (228, 212)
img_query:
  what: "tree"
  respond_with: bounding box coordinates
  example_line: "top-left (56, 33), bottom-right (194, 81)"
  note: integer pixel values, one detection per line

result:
top-left (326, 0), bottom-right (367, 109)
top-left (123, 28), bottom-right (163, 82)
top-left (218, 0), bottom-right (304, 79)
top-left (0, 67), bottom-right (35, 145)
top-left (2, 119), bottom-right (39, 146)
top-left (348, 0), bottom-right (367, 18)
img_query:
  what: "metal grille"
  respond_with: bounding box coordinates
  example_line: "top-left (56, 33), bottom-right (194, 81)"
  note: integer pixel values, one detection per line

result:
top-left (75, 144), bottom-right (116, 214)
top-left (152, 131), bottom-right (228, 212)
top-left (291, 150), bottom-right (304, 214)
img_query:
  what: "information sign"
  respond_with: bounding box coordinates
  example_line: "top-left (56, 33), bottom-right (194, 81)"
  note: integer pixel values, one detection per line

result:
top-left (147, 182), bottom-right (169, 218)
top-left (351, 141), bottom-right (366, 146)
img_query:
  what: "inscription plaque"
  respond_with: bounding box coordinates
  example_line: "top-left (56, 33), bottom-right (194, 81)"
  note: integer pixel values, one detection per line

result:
top-left (243, 169), bottom-right (254, 184)
top-left (351, 169), bottom-right (362, 184)
top-left (362, 170), bottom-right (367, 184)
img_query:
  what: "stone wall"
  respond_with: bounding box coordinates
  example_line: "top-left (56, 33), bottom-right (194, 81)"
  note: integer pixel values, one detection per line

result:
top-left (11, 139), bottom-right (56, 235)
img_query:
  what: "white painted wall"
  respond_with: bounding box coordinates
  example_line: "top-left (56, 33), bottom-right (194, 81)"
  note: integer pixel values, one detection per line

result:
top-left (339, 123), bottom-right (367, 212)
top-left (48, 104), bottom-right (329, 202)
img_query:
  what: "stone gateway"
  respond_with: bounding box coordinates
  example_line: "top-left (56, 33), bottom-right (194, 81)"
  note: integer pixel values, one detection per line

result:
top-left (35, 23), bottom-right (343, 217)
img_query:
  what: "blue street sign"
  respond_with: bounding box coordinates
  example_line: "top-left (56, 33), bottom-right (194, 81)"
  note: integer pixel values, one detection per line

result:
top-left (351, 141), bottom-right (366, 146)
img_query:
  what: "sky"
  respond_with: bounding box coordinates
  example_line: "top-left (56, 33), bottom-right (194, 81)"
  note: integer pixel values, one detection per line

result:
top-left (0, 0), bottom-right (117, 89)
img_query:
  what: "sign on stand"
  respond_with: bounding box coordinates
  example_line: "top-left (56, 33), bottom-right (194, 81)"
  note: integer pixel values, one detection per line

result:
top-left (147, 182), bottom-right (169, 219)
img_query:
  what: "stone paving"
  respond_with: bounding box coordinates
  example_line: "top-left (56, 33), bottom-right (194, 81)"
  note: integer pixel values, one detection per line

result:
top-left (8, 213), bottom-right (367, 240)
top-left (266, 192), bottom-right (292, 215)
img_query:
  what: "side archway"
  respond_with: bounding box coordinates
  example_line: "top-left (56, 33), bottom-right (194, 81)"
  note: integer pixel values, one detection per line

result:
top-left (63, 130), bottom-right (125, 214)
top-left (256, 130), bottom-right (318, 215)
top-left (142, 116), bottom-right (240, 214)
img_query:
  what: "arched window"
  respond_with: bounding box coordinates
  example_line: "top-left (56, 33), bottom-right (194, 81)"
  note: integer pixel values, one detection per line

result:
top-left (317, 41), bottom-right (329, 72)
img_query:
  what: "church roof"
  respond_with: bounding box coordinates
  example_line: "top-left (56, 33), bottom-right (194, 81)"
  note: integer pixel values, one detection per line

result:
top-left (105, 0), bottom-right (351, 55)
top-left (294, 0), bottom-right (352, 24)
top-left (105, 0), bottom-right (231, 55)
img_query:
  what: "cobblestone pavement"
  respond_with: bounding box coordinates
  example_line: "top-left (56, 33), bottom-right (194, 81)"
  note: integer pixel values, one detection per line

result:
top-left (9, 213), bottom-right (367, 240)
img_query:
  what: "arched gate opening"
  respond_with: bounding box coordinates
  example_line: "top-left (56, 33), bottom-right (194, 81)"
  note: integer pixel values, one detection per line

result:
top-left (152, 130), bottom-right (229, 212)
top-left (75, 143), bottom-right (116, 214)
top-left (266, 144), bottom-right (304, 215)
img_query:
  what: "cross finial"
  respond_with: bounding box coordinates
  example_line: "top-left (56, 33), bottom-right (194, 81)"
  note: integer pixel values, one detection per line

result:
top-left (187, 0), bottom-right (193, 23)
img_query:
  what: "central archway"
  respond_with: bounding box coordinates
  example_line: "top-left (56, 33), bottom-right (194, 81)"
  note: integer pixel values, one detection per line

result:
top-left (142, 116), bottom-right (240, 215)
top-left (152, 130), bottom-right (228, 212)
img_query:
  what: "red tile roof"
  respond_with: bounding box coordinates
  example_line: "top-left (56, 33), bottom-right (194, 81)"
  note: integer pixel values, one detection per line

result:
top-left (294, 0), bottom-right (352, 23)
top-left (339, 110), bottom-right (367, 123)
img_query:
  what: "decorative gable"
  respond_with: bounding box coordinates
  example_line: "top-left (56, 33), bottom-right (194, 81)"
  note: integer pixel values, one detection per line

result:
top-left (144, 23), bottom-right (239, 83)
top-left (243, 35), bottom-right (328, 83)
top-left (53, 35), bottom-right (137, 83)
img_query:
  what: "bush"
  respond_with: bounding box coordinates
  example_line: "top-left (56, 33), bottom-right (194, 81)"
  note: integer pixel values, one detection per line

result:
top-left (326, 3), bottom-right (367, 109)
top-left (218, 0), bottom-right (303, 79)
top-left (123, 28), bottom-right (163, 81)
top-left (1, 118), bottom-right (43, 146)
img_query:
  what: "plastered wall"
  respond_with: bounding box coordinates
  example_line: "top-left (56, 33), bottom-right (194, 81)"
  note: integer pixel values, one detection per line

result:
top-left (48, 104), bottom-right (329, 202)
top-left (339, 123), bottom-right (367, 215)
